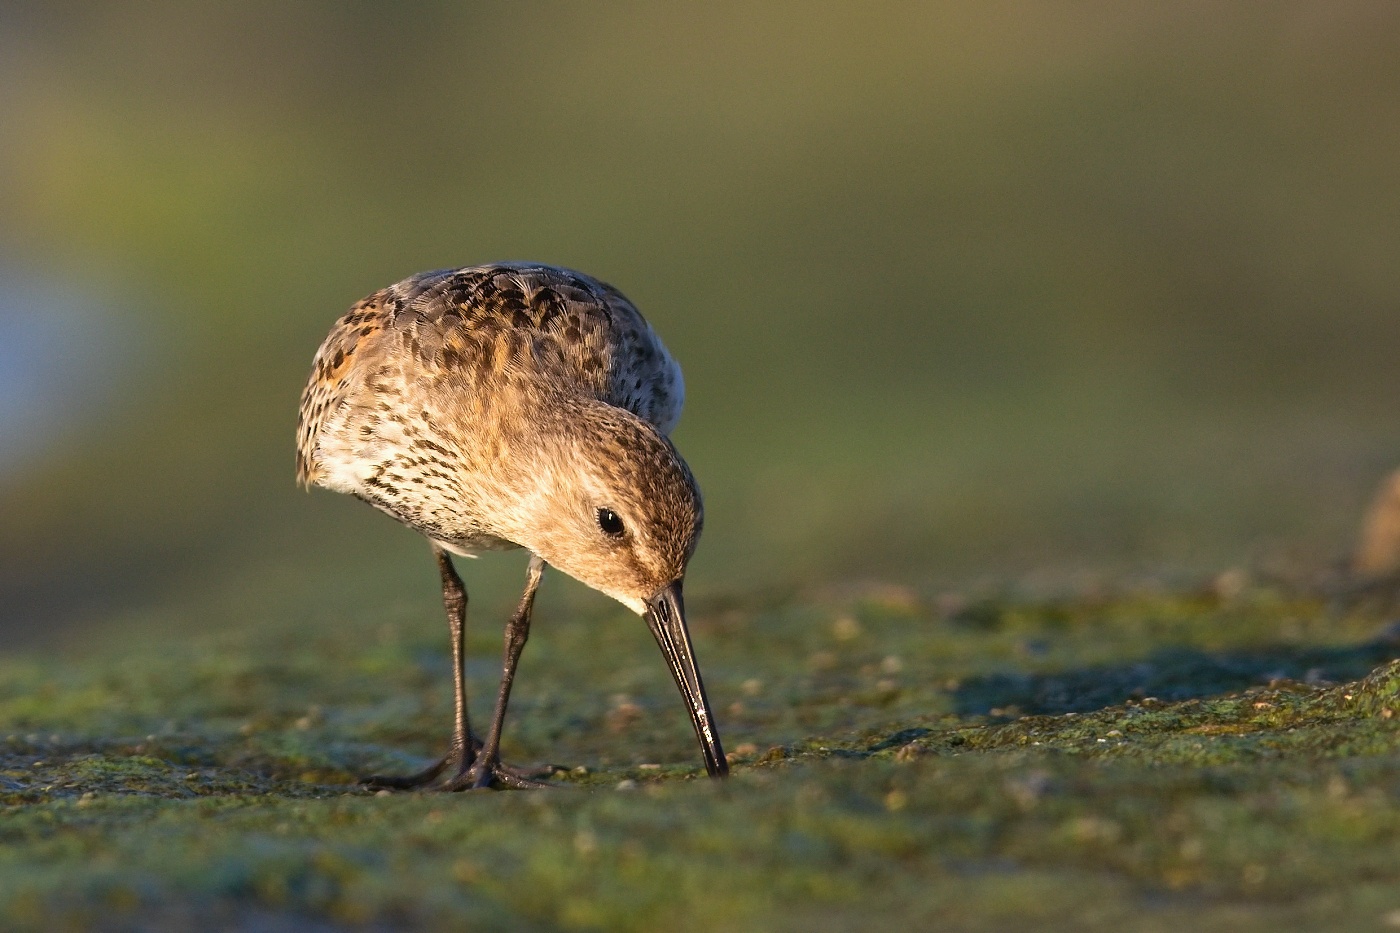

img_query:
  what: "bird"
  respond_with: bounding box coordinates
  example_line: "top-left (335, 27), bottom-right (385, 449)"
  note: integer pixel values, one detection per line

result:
top-left (296, 263), bottom-right (727, 790)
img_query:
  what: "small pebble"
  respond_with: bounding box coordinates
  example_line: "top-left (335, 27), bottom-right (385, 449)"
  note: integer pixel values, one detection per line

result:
top-left (1213, 567), bottom-right (1249, 600)
top-left (831, 616), bottom-right (863, 641)
top-left (894, 743), bottom-right (922, 762)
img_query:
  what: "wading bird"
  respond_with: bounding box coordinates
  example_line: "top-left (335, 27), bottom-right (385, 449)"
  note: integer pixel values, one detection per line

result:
top-left (296, 263), bottom-right (727, 789)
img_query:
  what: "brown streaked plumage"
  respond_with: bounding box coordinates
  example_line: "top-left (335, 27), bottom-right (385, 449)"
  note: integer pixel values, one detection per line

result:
top-left (297, 263), bottom-right (726, 789)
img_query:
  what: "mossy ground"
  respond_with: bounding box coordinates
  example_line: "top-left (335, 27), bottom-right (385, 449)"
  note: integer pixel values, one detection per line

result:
top-left (5, 576), bottom-right (1400, 931)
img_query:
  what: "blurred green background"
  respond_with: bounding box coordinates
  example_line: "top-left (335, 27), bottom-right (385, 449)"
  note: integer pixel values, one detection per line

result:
top-left (3, 1), bottom-right (1399, 644)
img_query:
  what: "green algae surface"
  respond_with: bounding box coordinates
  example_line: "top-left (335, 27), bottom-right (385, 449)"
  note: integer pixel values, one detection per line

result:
top-left (5, 580), bottom-right (1400, 931)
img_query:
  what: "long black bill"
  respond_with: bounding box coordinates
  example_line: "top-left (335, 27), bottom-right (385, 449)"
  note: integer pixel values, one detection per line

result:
top-left (645, 581), bottom-right (728, 778)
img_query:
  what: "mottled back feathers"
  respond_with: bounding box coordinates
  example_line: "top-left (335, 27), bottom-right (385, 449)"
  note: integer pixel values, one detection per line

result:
top-left (298, 263), bottom-right (684, 479)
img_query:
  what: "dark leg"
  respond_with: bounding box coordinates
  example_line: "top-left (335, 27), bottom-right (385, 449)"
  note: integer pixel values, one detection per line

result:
top-left (442, 555), bottom-right (548, 790)
top-left (362, 545), bottom-right (474, 788)
top-left (440, 546), bottom-right (474, 769)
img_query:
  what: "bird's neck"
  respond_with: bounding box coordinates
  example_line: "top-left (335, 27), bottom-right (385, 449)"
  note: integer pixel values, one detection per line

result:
top-left (472, 394), bottom-right (623, 543)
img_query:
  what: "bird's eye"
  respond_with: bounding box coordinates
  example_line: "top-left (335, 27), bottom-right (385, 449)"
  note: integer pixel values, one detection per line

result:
top-left (596, 507), bottom-right (625, 537)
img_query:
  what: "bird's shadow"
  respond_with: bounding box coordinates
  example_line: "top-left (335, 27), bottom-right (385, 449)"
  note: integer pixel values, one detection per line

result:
top-left (951, 637), bottom-right (1400, 717)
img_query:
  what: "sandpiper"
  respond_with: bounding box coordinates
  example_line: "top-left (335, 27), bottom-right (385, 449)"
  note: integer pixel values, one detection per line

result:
top-left (296, 263), bottom-right (727, 789)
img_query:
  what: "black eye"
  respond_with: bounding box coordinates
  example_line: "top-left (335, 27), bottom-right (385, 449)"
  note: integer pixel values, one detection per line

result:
top-left (596, 507), bottom-right (625, 537)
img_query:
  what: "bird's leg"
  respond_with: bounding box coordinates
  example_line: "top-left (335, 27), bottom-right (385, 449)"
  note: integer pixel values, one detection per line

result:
top-left (362, 546), bottom-right (475, 789)
top-left (441, 546), bottom-right (475, 771)
top-left (443, 555), bottom-right (549, 791)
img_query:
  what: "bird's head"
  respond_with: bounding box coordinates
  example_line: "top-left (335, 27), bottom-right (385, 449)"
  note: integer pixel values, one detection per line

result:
top-left (526, 405), bottom-right (701, 612)
top-left (508, 397), bottom-right (725, 776)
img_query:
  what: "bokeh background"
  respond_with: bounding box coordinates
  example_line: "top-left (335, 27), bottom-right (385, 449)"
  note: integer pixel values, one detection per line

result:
top-left (3, 1), bottom-right (1399, 645)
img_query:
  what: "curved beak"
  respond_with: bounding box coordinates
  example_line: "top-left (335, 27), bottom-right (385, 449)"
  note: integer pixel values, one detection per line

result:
top-left (645, 580), bottom-right (728, 778)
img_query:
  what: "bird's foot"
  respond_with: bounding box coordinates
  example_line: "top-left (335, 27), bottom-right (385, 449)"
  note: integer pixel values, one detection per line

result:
top-left (439, 755), bottom-right (553, 791)
top-left (360, 740), bottom-right (551, 792)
